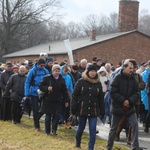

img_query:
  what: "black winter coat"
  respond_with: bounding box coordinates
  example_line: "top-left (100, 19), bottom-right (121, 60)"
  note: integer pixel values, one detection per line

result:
top-left (110, 70), bottom-right (140, 116)
top-left (5, 73), bottom-right (27, 102)
top-left (39, 74), bottom-right (69, 114)
top-left (0, 70), bottom-right (14, 92)
top-left (72, 73), bottom-right (105, 117)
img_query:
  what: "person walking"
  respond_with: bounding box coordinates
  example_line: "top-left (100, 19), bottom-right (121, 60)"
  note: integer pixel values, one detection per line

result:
top-left (38, 64), bottom-right (69, 135)
top-left (144, 71), bottom-right (150, 133)
top-left (71, 64), bottom-right (105, 150)
top-left (140, 61), bottom-right (150, 126)
top-left (60, 65), bottom-right (73, 129)
top-left (24, 58), bottom-right (49, 130)
top-left (4, 66), bottom-right (27, 124)
top-left (106, 60), bottom-right (143, 150)
top-left (0, 62), bottom-right (14, 120)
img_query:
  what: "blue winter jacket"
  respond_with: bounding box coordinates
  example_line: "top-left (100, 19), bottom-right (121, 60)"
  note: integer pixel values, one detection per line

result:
top-left (24, 63), bottom-right (49, 97)
top-left (141, 67), bottom-right (150, 110)
top-left (60, 65), bottom-right (73, 93)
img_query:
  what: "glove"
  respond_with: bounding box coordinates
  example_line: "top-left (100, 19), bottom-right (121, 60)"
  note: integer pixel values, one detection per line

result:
top-left (68, 115), bottom-right (78, 126)
top-left (104, 80), bottom-right (109, 85)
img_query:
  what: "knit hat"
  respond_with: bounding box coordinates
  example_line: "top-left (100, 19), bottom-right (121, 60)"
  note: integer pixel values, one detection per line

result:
top-left (6, 61), bottom-right (13, 66)
top-left (52, 64), bottom-right (60, 72)
top-left (96, 58), bottom-right (102, 62)
top-left (92, 57), bottom-right (97, 62)
top-left (87, 64), bottom-right (97, 72)
top-left (37, 59), bottom-right (45, 65)
top-left (12, 65), bottom-right (19, 69)
top-left (47, 58), bottom-right (53, 63)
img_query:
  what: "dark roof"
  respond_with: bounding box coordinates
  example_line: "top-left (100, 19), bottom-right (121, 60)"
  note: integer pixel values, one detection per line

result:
top-left (3, 30), bottom-right (148, 58)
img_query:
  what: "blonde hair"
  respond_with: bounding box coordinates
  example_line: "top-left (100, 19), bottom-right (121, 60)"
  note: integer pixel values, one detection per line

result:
top-left (80, 59), bottom-right (87, 64)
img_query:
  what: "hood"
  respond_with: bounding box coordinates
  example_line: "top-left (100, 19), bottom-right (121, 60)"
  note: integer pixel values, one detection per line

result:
top-left (82, 72), bottom-right (100, 84)
top-left (97, 66), bottom-right (108, 74)
top-left (60, 65), bottom-right (67, 77)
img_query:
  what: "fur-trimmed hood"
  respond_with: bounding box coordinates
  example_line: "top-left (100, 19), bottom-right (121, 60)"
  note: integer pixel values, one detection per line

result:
top-left (82, 72), bottom-right (100, 84)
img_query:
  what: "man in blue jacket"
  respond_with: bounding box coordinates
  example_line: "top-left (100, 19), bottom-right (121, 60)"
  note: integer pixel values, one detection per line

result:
top-left (24, 58), bottom-right (49, 130)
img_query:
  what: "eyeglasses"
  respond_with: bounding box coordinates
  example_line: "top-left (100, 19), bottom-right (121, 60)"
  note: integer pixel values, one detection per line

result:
top-left (40, 64), bottom-right (45, 67)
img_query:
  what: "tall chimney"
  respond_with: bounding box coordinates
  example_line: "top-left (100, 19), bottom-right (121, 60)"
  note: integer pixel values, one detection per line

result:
top-left (90, 29), bottom-right (96, 41)
top-left (118, 0), bottom-right (139, 32)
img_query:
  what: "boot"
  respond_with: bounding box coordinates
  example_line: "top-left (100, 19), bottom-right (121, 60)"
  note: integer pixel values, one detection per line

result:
top-left (64, 122), bottom-right (72, 129)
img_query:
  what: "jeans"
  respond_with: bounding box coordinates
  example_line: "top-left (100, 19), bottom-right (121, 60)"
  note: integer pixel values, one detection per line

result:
top-left (45, 112), bottom-right (62, 134)
top-left (31, 96), bottom-right (40, 128)
top-left (76, 116), bottom-right (97, 150)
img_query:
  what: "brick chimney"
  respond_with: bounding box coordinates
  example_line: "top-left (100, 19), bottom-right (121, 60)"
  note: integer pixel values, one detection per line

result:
top-left (90, 29), bottom-right (96, 41)
top-left (118, 0), bottom-right (139, 32)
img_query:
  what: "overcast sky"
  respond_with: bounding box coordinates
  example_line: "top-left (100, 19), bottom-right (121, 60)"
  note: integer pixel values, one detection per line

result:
top-left (62, 0), bottom-right (150, 23)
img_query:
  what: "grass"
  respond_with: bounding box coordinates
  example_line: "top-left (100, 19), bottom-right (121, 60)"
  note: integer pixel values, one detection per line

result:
top-left (0, 115), bottom-right (129, 150)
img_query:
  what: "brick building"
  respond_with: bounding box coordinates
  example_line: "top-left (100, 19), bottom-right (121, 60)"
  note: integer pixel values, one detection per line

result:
top-left (3, 0), bottom-right (150, 66)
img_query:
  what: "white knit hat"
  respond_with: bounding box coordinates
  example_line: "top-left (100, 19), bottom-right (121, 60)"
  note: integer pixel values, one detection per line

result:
top-left (52, 64), bottom-right (60, 72)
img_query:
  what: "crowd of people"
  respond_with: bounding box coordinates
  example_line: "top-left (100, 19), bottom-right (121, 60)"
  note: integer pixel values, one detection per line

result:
top-left (0, 56), bottom-right (150, 150)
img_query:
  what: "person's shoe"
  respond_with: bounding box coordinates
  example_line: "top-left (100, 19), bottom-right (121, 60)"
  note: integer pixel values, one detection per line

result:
top-left (127, 139), bottom-right (131, 145)
top-left (58, 120), bottom-right (64, 125)
top-left (96, 130), bottom-right (99, 134)
top-left (115, 134), bottom-right (120, 141)
top-left (35, 128), bottom-right (40, 131)
top-left (12, 120), bottom-right (17, 124)
top-left (132, 148), bottom-right (143, 150)
top-left (144, 128), bottom-right (149, 133)
top-left (75, 144), bottom-right (81, 148)
top-left (64, 122), bottom-right (72, 129)
top-left (52, 130), bottom-right (57, 135)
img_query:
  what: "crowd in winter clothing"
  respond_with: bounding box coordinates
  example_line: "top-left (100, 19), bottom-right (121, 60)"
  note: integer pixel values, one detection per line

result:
top-left (0, 56), bottom-right (150, 150)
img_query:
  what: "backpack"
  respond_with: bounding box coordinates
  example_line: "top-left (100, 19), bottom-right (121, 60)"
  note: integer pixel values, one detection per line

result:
top-left (29, 68), bottom-right (47, 100)
top-left (30, 68), bottom-right (47, 86)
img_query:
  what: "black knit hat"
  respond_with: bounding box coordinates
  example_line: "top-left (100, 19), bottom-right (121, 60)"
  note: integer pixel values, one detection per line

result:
top-left (87, 64), bottom-right (97, 72)
top-left (37, 58), bottom-right (45, 65)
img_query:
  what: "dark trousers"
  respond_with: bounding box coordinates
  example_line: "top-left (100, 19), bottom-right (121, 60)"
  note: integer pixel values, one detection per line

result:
top-left (145, 97), bottom-right (150, 129)
top-left (115, 105), bottom-right (140, 142)
top-left (31, 96), bottom-right (40, 129)
top-left (107, 113), bottom-right (139, 150)
top-left (59, 101), bottom-right (70, 123)
top-left (11, 100), bottom-right (22, 123)
top-left (1, 97), bottom-right (12, 121)
top-left (45, 112), bottom-right (61, 134)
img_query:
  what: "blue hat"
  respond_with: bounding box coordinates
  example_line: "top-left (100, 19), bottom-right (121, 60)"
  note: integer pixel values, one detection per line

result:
top-left (47, 58), bottom-right (53, 63)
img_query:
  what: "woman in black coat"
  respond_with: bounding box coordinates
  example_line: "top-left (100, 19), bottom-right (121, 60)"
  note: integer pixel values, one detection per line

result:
top-left (71, 64), bottom-right (105, 150)
top-left (38, 64), bottom-right (69, 135)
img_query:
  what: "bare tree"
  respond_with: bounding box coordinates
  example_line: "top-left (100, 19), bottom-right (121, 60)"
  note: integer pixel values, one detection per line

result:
top-left (48, 20), bottom-right (66, 41)
top-left (106, 12), bottom-right (118, 33)
top-left (0, 0), bottom-right (62, 57)
top-left (139, 9), bottom-right (150, 36)
top-left (65, 22), bottom-right (84, 39)
top-left (80, 13), bottom-right (118, 37)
